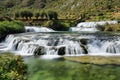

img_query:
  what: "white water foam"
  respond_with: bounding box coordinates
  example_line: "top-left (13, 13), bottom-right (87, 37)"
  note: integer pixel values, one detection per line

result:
top-left (25, 26), bottom-right (54, 32)
top-left (70, 20), bottom-right (118, 32)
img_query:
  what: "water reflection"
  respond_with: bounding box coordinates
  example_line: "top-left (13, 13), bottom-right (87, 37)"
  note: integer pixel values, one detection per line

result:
top-left (25, 57), bottom-right (120, 80)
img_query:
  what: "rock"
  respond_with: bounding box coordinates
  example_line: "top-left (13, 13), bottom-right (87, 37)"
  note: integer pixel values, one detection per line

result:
top-left (80, 38), bottom-right (88, 45)
top-left (26, 28), bottom-right (35, 32)
top-left (34, 46), bottom-right (45, 56)
top-left (80, 44), bottom-right (88, 54)
top-left (0, 35), bottom-right (6, 42)
top-left (58, 47), bottom-right (66, 55)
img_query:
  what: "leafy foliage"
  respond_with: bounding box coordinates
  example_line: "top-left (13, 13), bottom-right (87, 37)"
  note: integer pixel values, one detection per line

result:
top-left (47, 11), bottom-right (58, 20)
top-left (0, 20), bottom-right (25, 37)
top-left (35, 12), bottom-right (40, 19)
top-left (20, 10), bottom-right (33, 19)
top-left (0, 52), bottom-right (27, 80)
top-left (1, 0), bottom-right (120, 20)
top-left (47, 20), bottom-right (70, 31)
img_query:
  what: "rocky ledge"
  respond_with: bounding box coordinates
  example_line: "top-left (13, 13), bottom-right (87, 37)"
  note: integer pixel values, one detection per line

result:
top-left (64, 55), bottom-right (120, 65)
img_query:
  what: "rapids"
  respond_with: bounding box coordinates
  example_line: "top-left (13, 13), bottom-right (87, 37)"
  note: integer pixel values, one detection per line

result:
top-left (0, 21), bottom-right (120, 56)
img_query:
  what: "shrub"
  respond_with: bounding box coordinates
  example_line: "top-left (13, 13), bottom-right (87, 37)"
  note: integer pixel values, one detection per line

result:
top-left (40, 11), bottom-right (47, 19)
top-left (35, 12), bottom-right (40, 19)
top-left (0, 52), bottom-right (27, 80)
top-left (14, 12), bottom-right (20, 19)
top-left (47, 11), bottom-right (58, 20)
top-left (0, 20), bottom-right (25, 37)
top-left (20, 11), bottom-right (33, 19)
top-left (4, 0), bottom-right (15, 8)
top-left (47, 20), bottom-right (69, 31)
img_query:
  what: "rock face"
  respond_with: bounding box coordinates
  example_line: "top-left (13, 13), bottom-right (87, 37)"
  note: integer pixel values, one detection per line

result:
top-left (80, 38), bottom-right (88, 54)
top-left (34, 46), bottom-right (45, 56)
top-left (0, 35), bottom-right (6, 42)
top-left (58, 47), bottom-right (66, 55)
top-left (80, 44), bottom-right (88, 54)
top-left (80, 38), bottom-right (88, 45)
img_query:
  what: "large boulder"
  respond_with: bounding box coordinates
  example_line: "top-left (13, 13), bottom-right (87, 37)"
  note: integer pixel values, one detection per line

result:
top-left (80, 44), bottom-right (88, 54)
top-left (34, 46), bottom-right (45, 56)
top-left (58, 47), bottom-right (66, 55)
top-left (80, 38), bottom-right (88, 45)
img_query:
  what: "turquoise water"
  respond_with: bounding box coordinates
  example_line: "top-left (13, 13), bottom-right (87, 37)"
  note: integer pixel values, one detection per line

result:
top-left (25, 57), bottom-right (120, 80)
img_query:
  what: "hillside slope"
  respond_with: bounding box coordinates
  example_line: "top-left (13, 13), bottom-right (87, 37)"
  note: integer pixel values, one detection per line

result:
top-left (0, 0), bottom-right (120, 20)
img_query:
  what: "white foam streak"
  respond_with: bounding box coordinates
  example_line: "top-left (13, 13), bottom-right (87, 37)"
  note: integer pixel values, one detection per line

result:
top-left (70, 20), bottom-right (118, 32)
top-left (25, 26), bottom-right (54, 32)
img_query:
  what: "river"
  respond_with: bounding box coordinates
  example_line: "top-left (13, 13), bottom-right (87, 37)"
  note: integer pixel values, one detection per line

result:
top-left (0, 20), bottom-right (120, 80)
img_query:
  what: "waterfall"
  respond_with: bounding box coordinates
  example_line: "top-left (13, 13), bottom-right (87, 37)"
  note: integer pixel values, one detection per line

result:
top-left (1, 20), bottom-right (120, 57)
top-left (25, 26), bottom-right (54, 32)
top-left (69, 20), bottom-right (118, 32)
top-left (0, 32), bottom-right (120, 56)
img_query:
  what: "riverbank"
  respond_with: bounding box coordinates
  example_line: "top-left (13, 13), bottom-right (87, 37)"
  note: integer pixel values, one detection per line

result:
top-left (0, 20), bottom-right (25, 41)
top-left (64, 55), bottom-right (120, 65)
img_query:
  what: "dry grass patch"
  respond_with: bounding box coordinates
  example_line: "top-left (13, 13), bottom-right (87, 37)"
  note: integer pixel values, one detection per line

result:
top-left (64, 56), bottom-right (120, 65)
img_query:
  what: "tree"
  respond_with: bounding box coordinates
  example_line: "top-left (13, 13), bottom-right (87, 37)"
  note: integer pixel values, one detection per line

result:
top-left (4, 0), bottom-right (15, 8)
top-left (20, 11), bottom-right (33, 19)
top-left (28, 12), bottom-right (33, 19)
top-left (40, 11), bottom-right (47, 19)
top-left (47, 11), bottom-right (58, 20)
top-left (15, 12), bottom-right (20, 19)
top-left (35, 12), bottom-right (40, 19)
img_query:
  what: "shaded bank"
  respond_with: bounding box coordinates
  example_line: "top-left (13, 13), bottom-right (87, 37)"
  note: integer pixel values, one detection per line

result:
top-left (0, 20), bottom-right (25, 41)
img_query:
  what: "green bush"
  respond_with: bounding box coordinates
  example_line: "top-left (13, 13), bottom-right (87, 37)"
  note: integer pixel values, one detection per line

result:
top-left (35, 12), bottom-right (40, 19)
top-left (47, 20), bottom-right (70, 31)
top-left (14, 12), bottom-right (20, 19)
top-left (47, 11), bottom-right (58, 20)
top-left (20, 11), bottom-right (33, 19)
top-left (0, 20), bottom-right (25, 37)
top-left (0, 52), bottom-right (27, 80)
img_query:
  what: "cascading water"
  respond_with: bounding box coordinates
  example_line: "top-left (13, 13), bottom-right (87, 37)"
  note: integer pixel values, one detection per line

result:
top-left (0, 32), bottom-right (120, 56)
top-left (25, 26), bottom-right (54, 32)
top-left (0, 21), bottom-right (120, 56)
top-left (69, 20), bottom-right (118, 32)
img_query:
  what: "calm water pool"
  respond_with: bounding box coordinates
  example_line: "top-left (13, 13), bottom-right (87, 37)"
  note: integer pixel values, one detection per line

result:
top-left (24, 57), bottom-right (120, 80)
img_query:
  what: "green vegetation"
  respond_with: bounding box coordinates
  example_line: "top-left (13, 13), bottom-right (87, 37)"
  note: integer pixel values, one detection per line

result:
top-left (0, 52), bottom-right (27, 80)
top-left (104, 24), bottom-right (120, 32)
top-left (47, 20), bottom-right (70, 31)
top-left (14, 10), bottom-right (58, 20)
top-left (97, 23), bottom-right (120, 32)
top-left (20, 10), bottom-right (33, 19)
top-left (0, 20), bottom-right (25, 38)
top-left (0, 0), bottom-right (120, 21)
